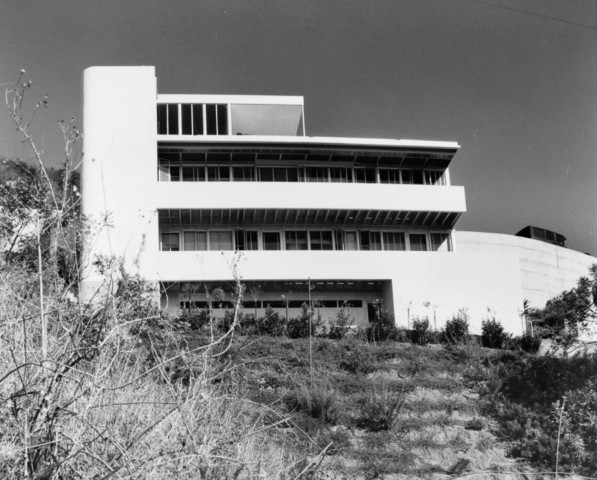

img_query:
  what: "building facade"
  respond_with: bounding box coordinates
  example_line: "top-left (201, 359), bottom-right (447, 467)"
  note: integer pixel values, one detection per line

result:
top-left (81, 66), bottom-right (594, 335)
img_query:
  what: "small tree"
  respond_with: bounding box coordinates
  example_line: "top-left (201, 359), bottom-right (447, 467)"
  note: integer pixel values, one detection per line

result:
top-left (411, 317), bottom-right (431, 345)
top-left (366, 301), bottom-right (398, 342)
top-left (444, 308), bottom-right (470, 344)
top-left (534, 265), bottom-right (597, 352)
top-left (481, 314), bottom-right (506, 349)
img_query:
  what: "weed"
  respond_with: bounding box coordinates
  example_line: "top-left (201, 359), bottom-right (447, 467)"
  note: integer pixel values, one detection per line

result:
top-left (355, 383), bottom-right (406, 431)
top-left (285, 380), bottom-right (340, 425)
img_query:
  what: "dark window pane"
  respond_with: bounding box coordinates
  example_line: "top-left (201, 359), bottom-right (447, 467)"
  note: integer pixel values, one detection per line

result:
top-left (162, 233), bottom-right (179, 251)
top-left (219, 166), bottom-right (230, 181)
top-left (369, 231), bottom-right (381, 250)
top-left (285, 231), bottom-right (308, 250)
top-left (287, 168), bottom-right (298, 182)
top-left (181, 104), bottom-right (192, 135)
top-left (234, 166), bottom-right (254, 181)
top-left (383, 232), bottom-right (405, 250)
top-left (170, 166), bottom-right (180, 182)
top-left (412, 170), bottom-right (424, 184)
top-left (263, 232), bottom-right (281, 250)
top-left (310, 231), bottom-right (333, 250)
top-left (217, 104), bottom-right (228, 134)
top-left (157, 104), bottom-right (167, 134)
top-left (192, 104), bottom-right (203, 135)
top-left (207, 167), bottom-right (218, 181)
top-left (360, 231), bottom-right (370, 250)
top-left (167, 104), bottom-right (178, 134)
top-left (259, 168), bottom-right (273, 182)
top-left (402, 170), bottom-right (413, 184)
top-left (181, 210), bottom-right (191, 224)
top-left (265, 301), bottom-right (284, 308)
top-left (273, 168), bottom-right (286, 182)
top-left (409, 234), bottom-right (428, 251)
top-left (206, 104), bottom-right (217, 135)
top-left (182, 167), bottom-right (194, 181)
top-left (247, 231), bottom-right (258, 250)
top-left (430, 233), bottom-right (451, 251)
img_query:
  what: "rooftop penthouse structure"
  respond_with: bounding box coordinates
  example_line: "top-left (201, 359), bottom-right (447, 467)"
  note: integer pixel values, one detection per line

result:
top-left (81, 66), bottom-right (535, 333)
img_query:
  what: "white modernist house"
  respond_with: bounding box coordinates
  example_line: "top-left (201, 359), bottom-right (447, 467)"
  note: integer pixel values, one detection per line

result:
top-left (80, 66), bottom-right (595, 335)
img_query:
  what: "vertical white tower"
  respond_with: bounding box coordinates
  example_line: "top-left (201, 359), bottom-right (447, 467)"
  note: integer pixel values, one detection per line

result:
top-left (80, 66), bottom-right (158, 300)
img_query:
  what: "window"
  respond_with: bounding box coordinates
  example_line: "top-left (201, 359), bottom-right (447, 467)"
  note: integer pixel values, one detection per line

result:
top-left (181, 210), bottom-right (191, 224)
top-left (379, 169), bottom-right (400, 184)
top-left (354, 168), bottom-right (376, 183)
top-left (258, 167), bottom-right (300, 182)
top-left (263, 232), bottom-right (281, 250)
top-left (157, 104), bottom-right (168, 134)
top-left (207, 166), bottom-right (230, 181)
top-left (285, 231), bottom-right (308, 250)
top-left (182, 166), bottom-right (206, 181)
top-left (425, 170), bottom-right (444, 185)
top-left (306, 167), bottom-right (328, 182)
top-left (412, 170), bottom-right (424, 184)
top-left (209, 231), bottom-right (233, 250)
top-left (233, 166), bottom-right (255, 181)
top-left (206, 104), bottom-right (229, 135)
top-left (430, 233), bottom-right (452, 252)
top-left (161, 233), bottom-right (179, 251)
top-left (193, 104), bottom-right (203, 135)
top-left (409, 234), bottom-right (428, 251)
top-left (167, 104), bottom-right (179, 134)
top-left (360, 231), bottom-right (381, 250)
top-left (160, 209), bottom-right (181, 224)
top-left (184, 231), bottom-right (207, 251)
top-left (383, 232), bottom-right (406, 251)
top-left (157, 104), bottom-right (178, 135)
top-left (330, 167), bottom-right (352, 183)
top-left (235, 230), bottom-right (258, 250)
top-left (344, 231), bottom-right (358, 250)
top-left (309, 231), bottom-right (333, 250)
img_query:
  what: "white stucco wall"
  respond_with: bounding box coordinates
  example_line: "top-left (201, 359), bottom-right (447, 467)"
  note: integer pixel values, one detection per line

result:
top-left (152, 250), bottom-right (525, 335)
top-left (455, 231), bottom-right (597, 309)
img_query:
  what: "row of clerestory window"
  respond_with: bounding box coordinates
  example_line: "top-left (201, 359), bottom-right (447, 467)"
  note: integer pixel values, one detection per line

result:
top-left (157, 103), bottom-right (229, 136)
top-left (158, 164), bottom-right (446, 185)
top-left (160, 229), bottom-right (452, 252)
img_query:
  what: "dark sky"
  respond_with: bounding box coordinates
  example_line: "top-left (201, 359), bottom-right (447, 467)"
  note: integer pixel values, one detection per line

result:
top-left (1, 0), bottom-right (596, 254)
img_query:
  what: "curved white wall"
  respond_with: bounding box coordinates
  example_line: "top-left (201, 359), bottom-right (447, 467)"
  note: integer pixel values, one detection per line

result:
top-left (455, 231), bottom-right (597, 309)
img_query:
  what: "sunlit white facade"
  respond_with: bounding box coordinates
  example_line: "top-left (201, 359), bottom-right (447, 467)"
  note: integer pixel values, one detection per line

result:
top-left (81, 66), bottom-right (533, 334)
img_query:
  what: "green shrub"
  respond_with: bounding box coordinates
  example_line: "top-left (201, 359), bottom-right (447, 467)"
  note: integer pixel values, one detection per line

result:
top-left (217, 309), bottom-right (236, 333)
top-left (257, 305), bottom-right (286, 336)
top-left (287, 303), bottom-right (314, 339)
top-left (443, 310), bottom-right (470, 344)
top-left (411, 317), bottom-right (431, 345)
top-left (481, 317), bottom-right (506, 348)
top-left (366, 303), bottom-right (398, 342)
top-left (500, 353), bottom-right (597, 406)
top-left (187, 308), bottom-right (210, 331)
top-left (520, 333), bottom-right (541, 353)
top-left (238, 312), bottom-right (259, 335)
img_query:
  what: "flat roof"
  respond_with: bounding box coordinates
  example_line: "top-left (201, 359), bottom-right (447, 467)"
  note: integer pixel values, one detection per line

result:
top-left (157, 135), bottom-right (460, 151)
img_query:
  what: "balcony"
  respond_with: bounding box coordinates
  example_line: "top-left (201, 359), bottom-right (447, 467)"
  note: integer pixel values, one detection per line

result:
top-left (155, 182), bottom-right (466, 219)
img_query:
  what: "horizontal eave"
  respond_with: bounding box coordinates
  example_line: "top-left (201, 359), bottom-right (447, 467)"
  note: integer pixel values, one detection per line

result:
top-left (158, 94), bottom-right (305, 106)
top-left (158, 135), bottom-right (459, 152)
top-left (158, 208), bottom-right (463, 229)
